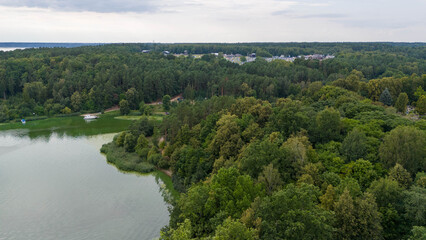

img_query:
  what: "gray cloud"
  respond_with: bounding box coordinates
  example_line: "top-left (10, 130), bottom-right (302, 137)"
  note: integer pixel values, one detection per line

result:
top-left (0, 0), bottom-right (159, 13)
top-left (299, 13), bottom-right (345, 19)
top-left (271, 10), bottom-right (292, 16)
top-left (336, 19), bottom-right (422, 30)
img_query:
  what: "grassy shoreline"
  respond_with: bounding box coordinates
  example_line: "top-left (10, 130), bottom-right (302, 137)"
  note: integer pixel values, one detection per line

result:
top-left (100, 140), bottom-right (179, 200)
top-left (100, 141), bottom-right (156, 173)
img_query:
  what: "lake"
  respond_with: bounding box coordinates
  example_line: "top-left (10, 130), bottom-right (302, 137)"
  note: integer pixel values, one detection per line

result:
top-left (0, 48), bottom-right (27, 52)
top-left (0, 116), bottom-right (173, 240)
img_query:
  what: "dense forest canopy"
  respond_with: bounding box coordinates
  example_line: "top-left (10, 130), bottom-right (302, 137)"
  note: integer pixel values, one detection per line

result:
top-left (0, 42), bottom-right (425, 121)
top-left (1, 42), bottom-right (426, 239)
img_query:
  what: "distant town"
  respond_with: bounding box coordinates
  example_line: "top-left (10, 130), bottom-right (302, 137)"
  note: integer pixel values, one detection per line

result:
top-left (142, 50), bottom-right (335, 65)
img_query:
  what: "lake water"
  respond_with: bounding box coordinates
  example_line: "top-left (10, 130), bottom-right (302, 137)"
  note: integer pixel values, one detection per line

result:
top-left (0, 117), bottom-right (173, 240)
top-left (0, 48), bottom-right (27, 52)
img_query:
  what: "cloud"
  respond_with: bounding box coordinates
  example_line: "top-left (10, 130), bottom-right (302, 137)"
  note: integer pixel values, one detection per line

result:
top-left (336, 19), bottom-right (423, 30)
top-left (271, 10), bottom-right (292, 16)
top-left (299, 13), bottom-right (345, 19)
top-left (0, 0), bottom-right (158, 13)
top-left (0, 1), bottom-right (424, 42)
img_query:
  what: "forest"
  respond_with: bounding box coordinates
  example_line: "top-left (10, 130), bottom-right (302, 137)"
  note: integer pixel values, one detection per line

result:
top-left (1, 43), bottom-right (426, 239)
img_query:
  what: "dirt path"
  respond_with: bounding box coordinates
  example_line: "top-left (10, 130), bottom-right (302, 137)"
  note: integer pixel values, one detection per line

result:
top-left (147, 93), bottom-right (183, 105)
top-left (104, 105), bottom-right (119, 112)
top-left (157, 167), bottom-right (172, 177)
top-left (81, 105), bottom-right (120, 117)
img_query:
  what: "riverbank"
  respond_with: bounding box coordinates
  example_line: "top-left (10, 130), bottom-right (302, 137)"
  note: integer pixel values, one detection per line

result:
top-left (100, 137), bottom-right (173, 176)
top-left (0, 111), bottom-right (131, 138)
top-left (101, 141), bottom-right (156, 173)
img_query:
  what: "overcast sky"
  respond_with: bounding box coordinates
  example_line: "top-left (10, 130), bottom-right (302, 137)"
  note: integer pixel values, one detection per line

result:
top-left (0, 0), bottom-right (425, 42)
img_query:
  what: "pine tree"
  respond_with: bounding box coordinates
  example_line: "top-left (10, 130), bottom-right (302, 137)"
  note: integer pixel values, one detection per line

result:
top-left (379, 88), bottom-right (393, 106)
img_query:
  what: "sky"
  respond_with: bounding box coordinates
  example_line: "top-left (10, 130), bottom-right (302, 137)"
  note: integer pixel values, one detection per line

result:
top-left (0, 0), bottom-right (425, 43)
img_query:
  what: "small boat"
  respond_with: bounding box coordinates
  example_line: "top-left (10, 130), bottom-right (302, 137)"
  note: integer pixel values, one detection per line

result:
top-left (83, 115), bottom-right (98, 120)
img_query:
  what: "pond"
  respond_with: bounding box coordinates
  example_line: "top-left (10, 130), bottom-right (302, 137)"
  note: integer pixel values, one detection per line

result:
top-left (0, 115), bottom-right (174, 240)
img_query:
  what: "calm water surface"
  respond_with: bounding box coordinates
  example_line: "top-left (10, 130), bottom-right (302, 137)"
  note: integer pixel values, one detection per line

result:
top-left (0, 118), bottom-right (172, 240)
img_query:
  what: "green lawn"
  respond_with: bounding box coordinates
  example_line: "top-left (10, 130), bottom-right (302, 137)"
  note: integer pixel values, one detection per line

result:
top-left (114, 115), bottom-right (164, 121)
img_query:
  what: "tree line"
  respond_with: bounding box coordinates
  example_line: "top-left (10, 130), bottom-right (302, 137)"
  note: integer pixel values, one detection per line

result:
top-left (0, 43), bottom-right (425, 121)
top-left (0, 43), bottom-right (425, 239)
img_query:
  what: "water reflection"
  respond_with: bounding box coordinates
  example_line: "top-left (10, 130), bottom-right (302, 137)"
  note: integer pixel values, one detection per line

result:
top-left (0, 126), bottom-right (173, 240)
top-left (0, 115), bottom-right (131, 141)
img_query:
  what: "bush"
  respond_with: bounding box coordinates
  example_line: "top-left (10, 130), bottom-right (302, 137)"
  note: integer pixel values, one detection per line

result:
top-left (100, 142), bottom-right (155, 173)
top-left (124, 132), bottom-right (137, 152)
top-left (115, 132), bottom-right (127, 147)
top-left (148, 153), bottom-right (163, 165)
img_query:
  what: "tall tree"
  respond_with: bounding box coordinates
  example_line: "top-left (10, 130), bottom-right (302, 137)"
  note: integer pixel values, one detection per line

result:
top-left (163, 94), bottom-right (171, 111)
top-left (316, 107), bottom-right (341, 143)
top-left (257, 163), bottom-right (283, 195)
top-left (214, 218), bottom-right (256, 240)
top-left (379, 126), bottom-right (426, 175)
top-left (334, 189), bottom-right (383, 240)
top-left (71, 91), bottom-right (82, 112)
top-left (395, 92), bottom-right (409, 114)
top-left (257, 183), bottom-right (334, 240)
top-left (417, 95), bottom-right (426, 115)
top-left (119, 99), bottom-right (130, 115)
top-left (380, 88), bottom-right (393, 106)
top-left (341, 128), bottom-right (368, 162)
top-left (389, 163), bottom-right (413, 188)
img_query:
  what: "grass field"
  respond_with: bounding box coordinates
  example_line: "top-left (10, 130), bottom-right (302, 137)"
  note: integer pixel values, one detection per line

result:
top-left (114, 115), bottom-right (164, 121)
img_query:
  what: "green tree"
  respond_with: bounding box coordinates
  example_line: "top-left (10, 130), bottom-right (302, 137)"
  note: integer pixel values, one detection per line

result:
top-left (258, 183), bottom-right (334, 240)
top-left (417, 95), bottom-right (426, 115)
top-left (119, 99), bottom-right (130, 115)
top-left (270, 99), bottom-right (308, 138)
top-left (139, 101), bottom-right (147, 115)
top-left (125, 87), bottom-right (139, 110)
top-left (214, 218), bottom-right (256, 240)
top-left (334, 189), bottom-right (383, 240)
top-left (380, 88), bottom-right (393, 106)
top-left (334, 189), bottom-right (357, 240)
top-left (162, 219), bottom-right (193, 240)
top-left (341, 159), bottom-right (378, 190)
top-left (71, 91), bottom-right (82, 111)
top-left (61, 107), bottom-right (72, 114)
top-left (341, 128), bottom-right (368, 162)
top-left (241, 83), bottom-right (255, 97)
top-left (281, 133), bottom-right (315, 180)
top-left (404, 186), bottom-right (426, 227)
top-left (409, 226), bottom-right (426, 240)
top-left (239, 137), bottom-right (284, 179)
top-left (379, 126), bottom-right (426, 175)
top-left (368, 178), bottom-right (408, 239)
top-left (395, 92), bottom-right (409, 114)
top-left (163, 95), bottom-right (171, 111)
top-left (258, 163), bottom-right (283, 195)
top-left (115, 132), bottom-right (126, 147)
top-left (22, 82), bottom-right (47, 103)
top-left (320, 185), bottom-right (337, 210)
top-left (124, 132), bottom-right (137, 152)
top-left (316, 107), bottom-right (341, 143)
top-left (135, 134), bottom-right (149, 152)
top-left (209, 114), bottom-right (243, 161)
top-left (413, 86), bottom-right (426, 101)
top-left (176, 168), bottom-right (262, 238)
top-left (389, 163), bottom-right (413, 188)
